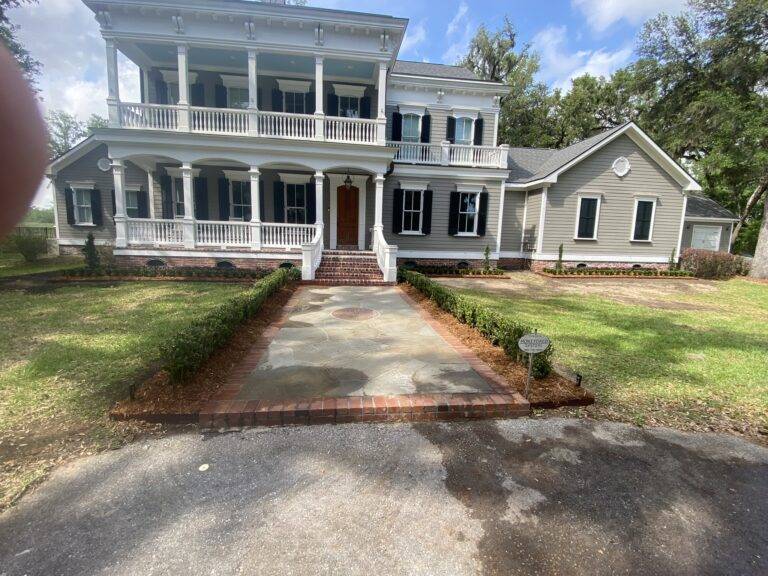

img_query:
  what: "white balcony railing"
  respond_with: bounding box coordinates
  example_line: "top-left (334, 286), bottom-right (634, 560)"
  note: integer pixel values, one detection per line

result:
top-left (258, 110), bottom-right (316, 140)
top-left (119, 103), bottom-right (180, 131)
top-left (325, 116), bottom-right (377, 144)
top-left (389, 140), bottom-right (508, 168)
top-left (191, 107), bottom-right (249, 135)
top-left (126, 218), bottom-right (184, 245)
top-left (196, 221), bottom-right (251, 247)
top-left (261, 222), bottom-right (317, 249)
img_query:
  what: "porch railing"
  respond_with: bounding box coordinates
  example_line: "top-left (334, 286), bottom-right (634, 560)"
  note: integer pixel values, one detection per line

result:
top-left (196, 221), bottom-right (251, 247)
top-left (372, 226), bottom-right (398, 282)
top-left (119, 103), bottom-right (180, 131)
top-left (126, 218), bottom-right (184, 245)
top-left (258, 110), bottom-right (316, 140)
top-left (392, 142), bottom-right (442, 164)
top-left (325, 116), bottom-right (377, 144)
top-left (261, 222), bottom-right (317, 249)
top-left (389, 140), bottom-right (508, 169)
top-left (191, 107), bottom-right (249, 135)
top-left (300, 227), bottom-right (324, 280)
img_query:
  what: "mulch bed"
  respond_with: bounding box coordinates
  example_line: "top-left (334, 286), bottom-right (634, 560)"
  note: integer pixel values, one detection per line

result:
top-left (52, 275), bottom-right (256, 284)
top-left (109, 284), bottom-right (298, 421)
top-left (536, 272), bottom-right (692, 280)
top-left (400, 284), bottom-right (594, 409)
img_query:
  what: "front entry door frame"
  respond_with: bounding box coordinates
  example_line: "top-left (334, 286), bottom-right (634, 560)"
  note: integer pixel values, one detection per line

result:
top-left (329, 174), bottom-right (368, 250)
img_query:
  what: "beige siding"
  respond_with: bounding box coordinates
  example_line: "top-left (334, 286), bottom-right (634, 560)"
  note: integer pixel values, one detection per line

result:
top-left (681, 221), bottom-right (732, 252)
top-left (54, 144), bottom-right (146, 243)
top-left (500, 190), bottom-right (527, 252)
top-left (541, 135), bottom-right (685, 258)
top-left (524, 190), bottom-right (542, 243)
top-left (382, 175), bottom-right (501, 254)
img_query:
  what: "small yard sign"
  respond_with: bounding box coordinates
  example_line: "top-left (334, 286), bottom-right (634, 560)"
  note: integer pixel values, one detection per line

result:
top-left (519, 332), bottom-right (551, 398)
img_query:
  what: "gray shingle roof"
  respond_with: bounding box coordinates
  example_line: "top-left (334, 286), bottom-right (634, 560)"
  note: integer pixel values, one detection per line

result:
top-left (392, 60), bottom-right (480, 80)
top-left (686, 195), bottom-right (738, 220)
top-left (507, 123), bottom-right (628, 184)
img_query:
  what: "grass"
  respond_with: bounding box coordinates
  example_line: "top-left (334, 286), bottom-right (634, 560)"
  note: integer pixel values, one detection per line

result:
top-left (0, 253), bottom-right (84, 278)
top-left (0, 281), bottom-right (247, 508)
top-left (452, 278), bottom-right (768, 435)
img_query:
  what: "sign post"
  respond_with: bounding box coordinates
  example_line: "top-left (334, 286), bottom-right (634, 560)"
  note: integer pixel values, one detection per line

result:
top-left (518, 331), bottom-right (551, 398)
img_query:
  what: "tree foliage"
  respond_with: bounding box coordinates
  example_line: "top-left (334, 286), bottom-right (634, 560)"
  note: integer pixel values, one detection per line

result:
top-left (0, 0), bottom-right (40, 89)
top-left (46, 110), bottom-right (108, 160)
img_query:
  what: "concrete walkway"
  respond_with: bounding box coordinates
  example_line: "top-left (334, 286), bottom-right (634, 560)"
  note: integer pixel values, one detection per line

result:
top-left (236, 285), bottom-right (493, 401)
top-left (1, 419), bottom-right (766, 575)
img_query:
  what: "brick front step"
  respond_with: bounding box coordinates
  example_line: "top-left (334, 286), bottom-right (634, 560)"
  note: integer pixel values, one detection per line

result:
top-left (199, 393), bottom-right (530, 429)
top-left (308, 279), bottom-right (394, 286)
top-left (314, 250), bottom-right (384, 283)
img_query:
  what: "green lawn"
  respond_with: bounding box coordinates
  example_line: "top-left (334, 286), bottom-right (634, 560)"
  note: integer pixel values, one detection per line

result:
top-left (0, 281), bottom-right (247, 507)
top-left (451, 277), bottom-right (768, 434)
top-left (0, 253), bottom-right (84, 278)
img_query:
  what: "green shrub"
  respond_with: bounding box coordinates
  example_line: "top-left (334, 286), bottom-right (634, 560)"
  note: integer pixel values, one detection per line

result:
top-left (63, 265), bottom-right (271, 280)
top-left (10, 232), bottom-right (48, 262)
top-left (160, 267), bottom-right (299, 382)
top-left (679, 248), bottom-right (750, 279)
top-left (82, 233), bottom-right (100, 269)
top-left (556, 244), bottom-right (564, 272)
top-left (404, 264), bottom-right (505, 277)
top-left (542, 267), bottom-right (693, 277)
top-left (483, 245), bottom-right (492, 272)
top-left (400, 269), bottom-right (552, 378)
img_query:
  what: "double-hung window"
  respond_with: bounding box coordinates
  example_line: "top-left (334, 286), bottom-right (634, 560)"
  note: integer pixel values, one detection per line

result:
top-left (125, 189), bottom-right (140, 218)
top-left (172, 177), bottom-right (185, 219)
top-left (73, 188), bottom-right (93, 225)
top-left (339, 95), bottom-right (360, 118)
top-left (286, 183), bottom-right (307, 224)
top-left (402, 114), bottom-right (421, 143)
top-left (230, 181), bottom-right (251, 221)
top-left (575, 196), bottom-right (600, 240)
top-left (455, 117), bottom-right (474, 145)
top-left (284, 91), bottom-right (306, 114)
top-left (228, 87), bottom-right (249, 109)
top-left (457, 192), bottom-right (479, 235)
top-left (632, 198), bottom-right (656, 241)
top-left (402, 190), bottom-right (423, 233)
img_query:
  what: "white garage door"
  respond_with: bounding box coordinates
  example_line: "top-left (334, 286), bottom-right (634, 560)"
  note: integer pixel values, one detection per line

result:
top-left (691, 225), bottom-right (722, 251)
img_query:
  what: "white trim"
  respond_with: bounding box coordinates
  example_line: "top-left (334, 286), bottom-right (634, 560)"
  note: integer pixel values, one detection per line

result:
top-left (574, 194), bottom-right (602, 241)
top-left (113, 248), bottom-right (302, 260)
top-left (166, 167), bottom-right (200, 178)
top-left (536, 187), bottom-right (548, 252)
top-left (397, 250), bottom-right (499, 259)
top-left (691, 224), bottom-right (723, 252)
top-left (455, 183), bottom-right (484, 194)
top-left (333, 83), bottom-right (366, 98)
top-left (228, 179), bottom-right (251, 221)
top-left (456, 190), bottom-right (480, 235)
top-left (676, 194), bottom-right (688, 260)
top-left (530, 253), bottom-right (671, 263)
top-left (72, 187), bottom-right (95, 226)
top-left (330, 183), bottom-right (338, 249)
top-left (67, 180), bottom-right (96, 189)
top-left (278, 172), bottom-right (313, 185)
top-left (223, 169), bottom-right (250, 181)
top-left (495, 181), bottom-right (505, 255)
top-left (399, 179), bottom-right (429, 190)
top-left (276, 79), bottom-right (312, 93)
top-left (684, 216), bottom-right (739, 223)
top-left (400, 112), bottom-right (422, 143)
top-left (451, 108), bottom-right (480, 119)
top-left (328, 173), bottom-right (368, 249)
top-left (612, 156), bottom-right (631, 177)
top-left (630, 196), bottom-right (657, 242)
top-left (159, 70), bottom-right (198, 84)
top-left (727, 223), bottom-right (734, 252)
top-left (504, 122), bottom-right (701, 192)
top-left (400, 188), bottom-right (424, 235)
top-left (397, 104), bottom-right (426, 116)
top-left (220, 74), bottom-right (248, 89)
top-left (452, 115), bottom-right (475, 146)
top-left (358, 185), bottom-right (366, 250)
top-left (58, 238), bottom-right (113, 246)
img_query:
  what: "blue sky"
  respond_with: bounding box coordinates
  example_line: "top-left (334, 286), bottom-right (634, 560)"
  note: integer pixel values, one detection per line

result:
top-left (11, 0), bottom-right (686, 205)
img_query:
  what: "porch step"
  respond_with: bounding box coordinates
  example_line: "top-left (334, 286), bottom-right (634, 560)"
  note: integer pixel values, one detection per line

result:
top-left (312, 249), bottom-right (389, 284)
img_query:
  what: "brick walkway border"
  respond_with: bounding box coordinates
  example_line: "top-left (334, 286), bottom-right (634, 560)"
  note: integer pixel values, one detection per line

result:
top-left (199, 285), bottom-right (530, 428)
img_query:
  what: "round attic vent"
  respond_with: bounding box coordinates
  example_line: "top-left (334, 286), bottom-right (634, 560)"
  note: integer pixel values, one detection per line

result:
top-left (612, 156), bottom-right (631, 177)
top-left (97, 157), bottom-right (111, 172)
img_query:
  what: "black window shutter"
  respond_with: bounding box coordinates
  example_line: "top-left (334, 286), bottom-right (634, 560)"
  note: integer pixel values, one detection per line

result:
top-left (392, 188), bottom-right (404, 234)
top-left (111, 188), bottom-right (116, 217)
top-left (446, 116), bottom-right (456, 144)
top-left (391, 112), bottom-right (402, 141)
top-left (155, 79), bottom-right (168, 105)
top-left (306, 179), bottom-right (316, 224)
top-left (191, 83), bottom-right (205, 107)
top-left (64, 186), bottom-right (75, 225)
top-left (272, 88), bottom-right (283, 112)
top-left (420, 114), bottom-right (431, 143)
top-left (306, 92), bottom-right (315, 114)
top-left (327, 93), bottom-right (338, 116)
top-left (214, 84), bottom-right (228, 108)
top-left (473, 117), bottom-right (484, 146)
top-left (448, 191), bottom-right (460, 236)
top-left (140, 72), bottom-right (145, 104)
top-left (422, 190), bottom-right (433, 235)
top-left (218, 178), bottom-right (229, 221)
top-left (160, 174), bottom-right (173, 219)
top-left (273, 181), bottom-right (285, 222)
top-left (91, 189), bottom-right (103, 226)
top-left (360, 96), bottom-right (371, 119)
top-left (259, 179), bottom-right (265, 221)
top-left (477, 192), bottom-right (489, 236)
top-left (244, 180), bottom-right (252, 221)
top-left (257, 87), bottom-right (262, 109)
top-left (194, 177), bottom-right (208, 220)
top-left (138, 189), bottom-right (149, 218)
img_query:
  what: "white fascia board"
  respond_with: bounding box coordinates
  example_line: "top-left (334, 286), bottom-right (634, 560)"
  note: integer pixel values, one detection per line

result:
top-left (389, 74), bottom-right (509, 96)
top-left (684, 216), bottom-right (739, 223)
top-left (504, 123), bottom-right (702, 193)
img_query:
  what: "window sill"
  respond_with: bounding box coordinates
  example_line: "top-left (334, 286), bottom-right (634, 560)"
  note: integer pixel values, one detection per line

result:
top-left (399, 231), bottom-right (425, 236)
top-left (573, 237), bottom-right (598, 241)
top-left (74, 223), bottom-right (96, 227)
top-left (630, 239), bottom-right (653, 243)
top-left (455, 232), bottom-right (479, 237)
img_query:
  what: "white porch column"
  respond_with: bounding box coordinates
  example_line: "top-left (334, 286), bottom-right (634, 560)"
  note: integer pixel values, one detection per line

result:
top-left (376, 61), bottom-right (387, 144)
top-left (181, 162), bottom-right (195, 248)
top-left (112, 159), bottom-right (127, 247)
top-left (536, 186), bottom-right (548, 254)
top-left (374, 173), bottom-right (385, 236)
top-left (249, 167), bottom-right (262, 250)
top-left (314, 56), bottom-right (325, 140)
top-left (247, 50), bottom-right (260, 137)
top-left (177, 44), bottom-right (190, 131)
top-left (314, 171), bottom-right (325, 246)
top-left (105, 40), bottom-right (120, 127)
top-left (146, 169), bottom-right (156, 219)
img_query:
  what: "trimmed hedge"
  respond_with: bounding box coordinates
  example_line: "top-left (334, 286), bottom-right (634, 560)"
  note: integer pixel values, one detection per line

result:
top-left (679, 248), bottom-right (750, 279)
top-left (542, 267), bottom-right (692, 277)
top-left (400, 269), bottom-right (553, 378)
top-left (160, 267), bottom-right (300, 382)
top-left (404, 264), bottom-right (505, 276)
top-left (63, 266), bottom-right (271, 280)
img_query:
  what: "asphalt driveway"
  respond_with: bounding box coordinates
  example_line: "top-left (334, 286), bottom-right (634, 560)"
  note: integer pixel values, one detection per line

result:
top-left (1, 418), bottom-right (766, 576)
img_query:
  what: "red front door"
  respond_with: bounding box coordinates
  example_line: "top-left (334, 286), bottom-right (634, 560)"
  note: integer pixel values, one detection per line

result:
top-left (337, 186), bottom-right (359, 247)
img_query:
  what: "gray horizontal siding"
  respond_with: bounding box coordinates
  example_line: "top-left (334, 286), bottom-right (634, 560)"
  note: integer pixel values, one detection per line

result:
top-left (382, 176), bottom-right (500, 254)
top-left (541, 135), bottom-right (685, 258)
top-left (524, 190), bottom-right (542, 243)
top-left (500, 190), bottom-right (527, 252)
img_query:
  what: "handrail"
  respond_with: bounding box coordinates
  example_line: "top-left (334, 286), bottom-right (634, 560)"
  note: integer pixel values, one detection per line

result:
top-left (372, 226), bottom-right (398, 282)
top-left (301, 227), bottom-right (324, 280)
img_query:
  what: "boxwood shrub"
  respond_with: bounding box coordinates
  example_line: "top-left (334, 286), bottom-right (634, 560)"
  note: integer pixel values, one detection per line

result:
top-left (160, 267), bottom-right (299, 382)
top-left (63, 266), bottom-right (271, 280)
top-left (404, 264), bottom-right (505, 276)
top-left (542, 267), bottom-right (692, 277)
top-left (679, 248), bottom-right (750, 279)
top-left (399, 269), bottom-right (553, 378)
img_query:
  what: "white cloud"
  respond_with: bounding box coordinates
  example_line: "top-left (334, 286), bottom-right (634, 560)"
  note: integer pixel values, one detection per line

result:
top-left (400, 19), bottom-right (428, 58)
top-left (446, 2), bottom-right (469, 36)
top-left (442, 22), bottom-right (474, 65)
top-left (532, 25), bottom-right (632, 91)
top-left (572, 0), bottom-right (687, 32)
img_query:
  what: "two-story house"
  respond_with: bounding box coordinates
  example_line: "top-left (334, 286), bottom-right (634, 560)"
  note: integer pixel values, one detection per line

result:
top-left (47, 0), bottom-right (735, 282)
